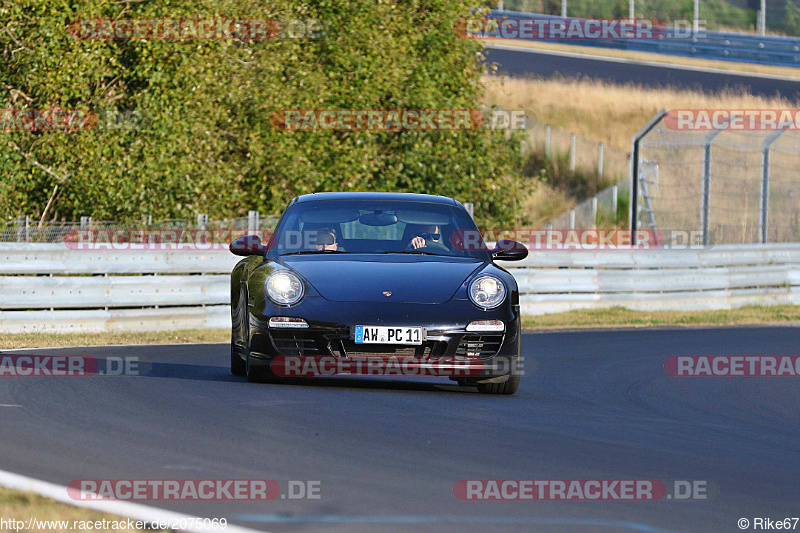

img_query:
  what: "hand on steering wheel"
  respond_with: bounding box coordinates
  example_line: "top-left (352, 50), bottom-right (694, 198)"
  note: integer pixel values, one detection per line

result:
top-left (408, 236), bottom-right (427, 249)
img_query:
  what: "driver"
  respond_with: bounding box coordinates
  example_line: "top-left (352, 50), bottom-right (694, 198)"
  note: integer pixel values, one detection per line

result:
top-left (315, 227), bottom-right (339, 251)
top-left (407, 224), bottom-right (447, 250)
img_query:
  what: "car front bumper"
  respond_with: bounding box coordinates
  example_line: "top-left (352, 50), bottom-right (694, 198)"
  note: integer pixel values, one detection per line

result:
top-left (246, 296), bottom-right (521, 383)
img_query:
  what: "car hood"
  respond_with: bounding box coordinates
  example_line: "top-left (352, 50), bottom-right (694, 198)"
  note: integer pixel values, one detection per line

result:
top-left (280, 256), bottom-right (485, 304)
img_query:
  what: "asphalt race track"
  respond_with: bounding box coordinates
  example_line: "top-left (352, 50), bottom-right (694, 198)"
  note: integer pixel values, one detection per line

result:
top-left (486, 44), bottom-right (800, 100)
top-left (1, 327), bottom-right (799, 532)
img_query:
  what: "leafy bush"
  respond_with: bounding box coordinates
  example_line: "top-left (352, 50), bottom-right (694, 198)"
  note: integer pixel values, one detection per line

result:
top-left (0, 0), bottom-right (527, 228)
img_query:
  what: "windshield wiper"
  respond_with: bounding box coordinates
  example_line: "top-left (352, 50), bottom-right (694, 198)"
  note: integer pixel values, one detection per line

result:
top-left (280, 250), bottom-right (348, 256)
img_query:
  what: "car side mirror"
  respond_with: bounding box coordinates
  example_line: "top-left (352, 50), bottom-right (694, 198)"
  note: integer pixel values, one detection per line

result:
top-left (491, 239), bottom-right (528, 261)
top-left (230, 234), bottom-right (267, 256)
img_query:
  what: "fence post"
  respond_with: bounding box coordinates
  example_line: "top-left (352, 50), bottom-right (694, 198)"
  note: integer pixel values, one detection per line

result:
top-left (630, 109), bottom-right (667, 245)
top-left (248, 210), bottom-right (260, 234)
top-left (545, 125), bottom-right (551, 158)
top-left (598, 143), bottom-right (604, 180)
top-left (15, 215), bottom-right (25, 243)
top-left (569, 209), bottom-right (575, 230)
top-left (700, 129), bottom-right (722, 246)
top-left (570, 133), bottom-right (576, 172)
top-left (464, 202), bottom-right (474, 220)
top-left (760, 129), bottom-right (788, 244)
top-left (612, 185), bottom-right (618, 224)
top-left (760, 148), bottom-right (770, 243)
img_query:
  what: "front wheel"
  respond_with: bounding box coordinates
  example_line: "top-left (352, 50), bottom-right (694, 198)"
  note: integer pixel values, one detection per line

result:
top-left (477, 357), bottom-right (520, 395)
top-left (231, 345), bottom-right (246, 376)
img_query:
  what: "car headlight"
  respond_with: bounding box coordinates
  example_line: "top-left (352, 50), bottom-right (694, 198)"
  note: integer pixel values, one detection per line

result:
top-left (266, 271), bottom-right (304, 306)
top-left (469, 275), bottom-right (506, 309)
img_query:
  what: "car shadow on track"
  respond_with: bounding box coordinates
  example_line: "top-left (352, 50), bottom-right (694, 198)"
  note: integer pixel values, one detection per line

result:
top-left (133, 361), bottom-right (479, 393)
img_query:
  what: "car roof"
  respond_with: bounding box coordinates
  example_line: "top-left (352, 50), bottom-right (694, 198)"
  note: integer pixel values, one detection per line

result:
top-left (292, 192), bottom-right (457, 206)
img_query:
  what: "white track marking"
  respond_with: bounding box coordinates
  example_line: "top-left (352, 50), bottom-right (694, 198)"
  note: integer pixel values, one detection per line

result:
top-left (0, 468), bottom-right (267, 533)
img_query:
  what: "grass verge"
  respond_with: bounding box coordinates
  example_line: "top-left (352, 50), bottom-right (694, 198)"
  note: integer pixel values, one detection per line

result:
top-left (0, 487), bottom-right (169, 533)
top-left (0, 329), bottom-right (229, 350)
top-left (522, 305), bottom-right (800, 330)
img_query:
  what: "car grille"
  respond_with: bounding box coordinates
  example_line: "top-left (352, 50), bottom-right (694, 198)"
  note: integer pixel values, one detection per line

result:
top-left (268, 331), bottom-right (503, 359)
top-left (339, 340), bottom-right (439, 358)
top-left (455, 334), bottom-right (504, 358)
top-left (270, 331), bottom-right (325, 356)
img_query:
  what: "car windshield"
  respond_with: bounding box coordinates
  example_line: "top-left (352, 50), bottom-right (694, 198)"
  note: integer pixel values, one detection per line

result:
top-left (270, 199), bottom-right (489, 259)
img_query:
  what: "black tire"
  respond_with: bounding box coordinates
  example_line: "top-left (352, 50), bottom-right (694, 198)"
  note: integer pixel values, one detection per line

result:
top-left (477, 357), bottom-right (520, 395)
top-left (230, 288), bottom-right (247, 376)
top-left (231, 344), bottom-right (246, 376)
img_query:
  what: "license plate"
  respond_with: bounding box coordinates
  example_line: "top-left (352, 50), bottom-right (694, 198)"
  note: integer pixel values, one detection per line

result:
top-left (354, 326), bottom-right (423, 345)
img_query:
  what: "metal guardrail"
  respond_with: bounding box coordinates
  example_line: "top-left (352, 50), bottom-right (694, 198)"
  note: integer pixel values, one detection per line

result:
top-left (489, 10), bottom-right (800, 67)
top-left (515, 243), bottom-right (800, 315)
top-left (0, 243), bottom-right (798, 332)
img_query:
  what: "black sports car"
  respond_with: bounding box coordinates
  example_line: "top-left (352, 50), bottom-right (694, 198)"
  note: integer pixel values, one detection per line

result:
top-left (229, 192), bottom-right (527, 394)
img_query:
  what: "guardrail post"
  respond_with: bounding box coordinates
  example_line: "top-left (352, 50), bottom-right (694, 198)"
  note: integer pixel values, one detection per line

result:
top-left (197, 213), bottom-right (208, 229)
top-left (570, 133), bottom-right (576, 172)
top-left (569, 209), bottom-right (575, 230)
top-left (80, 216), bottom-right (90, 230)
top-left (591, 197), bottom-right (598, 228)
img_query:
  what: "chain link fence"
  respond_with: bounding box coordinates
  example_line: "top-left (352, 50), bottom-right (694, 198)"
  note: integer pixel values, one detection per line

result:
top-left (634, 112), bottom-right (800, 245)
top-left (548, 179), bottom-right (630, 229)
top-left (523, 120), bottom-right (629, 189)
top-left (0, 212), bottom-right (281, 243)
